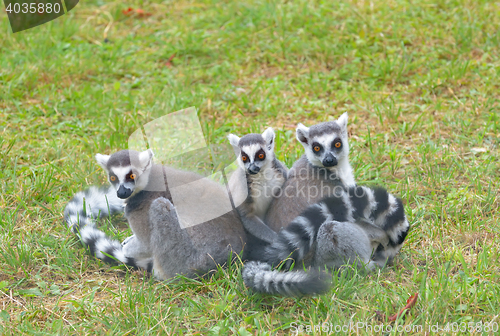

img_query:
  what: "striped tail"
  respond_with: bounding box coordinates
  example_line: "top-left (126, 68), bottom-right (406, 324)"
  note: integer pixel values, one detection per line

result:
top-left (242, 261), bottom-right (330, 296)
top-left (78, 225), bottom-right (153, 271)
top-left (260, 186), bottom-right (409, 268)
top-left (64, 186), bottom-right (124, 232)
top-left (64, 186), bottom-right (152, 271)
top-left (366, 187), bottom-right (410, 265)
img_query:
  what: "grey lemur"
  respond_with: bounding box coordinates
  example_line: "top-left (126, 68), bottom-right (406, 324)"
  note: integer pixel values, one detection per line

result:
top-left (264, 112), bottom-right (409, 261)
top-left (265, 112), bottom-right (355, 232)
top-left (227, 127), bottom-right (287, 244)
top-left (65, 149), bottom-right (328, 294)
top-left (244, 186), bottom-right (410, 296)
top-left (242, 114), bottom-right (410, 295)
top-left (65, 149), bottom-right (247, 278)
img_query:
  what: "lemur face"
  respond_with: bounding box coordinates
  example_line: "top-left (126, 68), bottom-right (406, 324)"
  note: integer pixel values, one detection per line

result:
top-left (95, 149), bottom-right (153, 199)
top-left (228, 127), bottom-right (275, 175)
top-left (296, 113), bottom-right (349, 169)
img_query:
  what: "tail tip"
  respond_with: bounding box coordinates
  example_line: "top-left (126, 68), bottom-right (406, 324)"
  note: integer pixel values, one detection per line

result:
top-left (242, 261), bottom-right (331, 297)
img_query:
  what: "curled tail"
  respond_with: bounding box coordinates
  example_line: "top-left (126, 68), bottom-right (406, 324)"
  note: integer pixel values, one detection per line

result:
top-left (258, 189), bottom-right (354, 268)
top-left (242, 261), bottom-right (330, 296)
top-left (64, 186), bottom-right (152, 271)
top-left (259, 186), bottom-right (410, 269)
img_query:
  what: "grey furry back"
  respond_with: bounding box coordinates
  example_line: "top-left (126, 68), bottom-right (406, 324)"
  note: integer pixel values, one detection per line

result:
top-left (265, 156), bottom-right (345, 231)
top-left (242, 185), bottom-right (410, 296)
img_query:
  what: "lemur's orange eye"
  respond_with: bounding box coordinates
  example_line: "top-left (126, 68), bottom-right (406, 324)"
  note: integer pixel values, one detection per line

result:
top-left (242, 155), bottom-right (248, 162)
top-left (130, 174), bottom-right (136, 180)
top-left (313, 146), bottom-right (321, 152)
top-left (335, 141), bottom-right (342, 148)
top-left (258, 153), bottom-right (265, 160)
top-left (110, 176), bottom-right (116, 182)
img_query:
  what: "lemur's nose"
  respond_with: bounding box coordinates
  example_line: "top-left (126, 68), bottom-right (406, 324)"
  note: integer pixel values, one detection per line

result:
top-left (117, 185), bottom-right (133, 199)
top-left (322, 154), bottom-right (338, 167)
top-left (248, 164), bottom-right (260, 174)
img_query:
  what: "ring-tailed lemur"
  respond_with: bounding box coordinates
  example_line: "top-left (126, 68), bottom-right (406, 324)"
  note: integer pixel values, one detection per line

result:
top-left (264, 113), bottom-right (410, 261)
top-left (265, 113), bottom-right (355, 232)
top-left (243, 185), bottom-right (410, 295)
top-left (241, 114), bottom-right (410, 295)
top-left (227, 127), bottom-right (287, 244)
top-left (65, 149), bottom-right (247, 277)
top-left (64, 149), bottom-right (329, 294)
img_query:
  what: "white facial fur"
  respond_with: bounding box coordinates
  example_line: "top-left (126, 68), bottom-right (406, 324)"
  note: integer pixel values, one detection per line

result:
top-left (228, 128), bottom-right (275, 173)
top-left (296, 113), bottom-right (350, 170)
top-left (109, 166), bottom-right (136, 191)
top-left (240, 144), bottom-right (271, 171)
top-left (95, 149), bottom-right (154, 197)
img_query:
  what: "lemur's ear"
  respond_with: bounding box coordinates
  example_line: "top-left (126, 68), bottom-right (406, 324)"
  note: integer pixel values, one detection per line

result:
top-left (262, 127), bottom-right (275, 151)
top-left (296, 123), bottom-right (310, 145)
top-left (336, 112), bottom-right (348, 131)
top-left (227, 134), bottom-right (240, 147)
top-left (137, 149), bottom-right (154, 170)
top-left (95, 154), bottom-right (110, 170)
top-left (227, 134), bottom-right (241, 156)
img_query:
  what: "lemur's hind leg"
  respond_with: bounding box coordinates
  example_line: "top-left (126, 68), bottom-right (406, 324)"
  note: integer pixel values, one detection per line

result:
top-left (149, 197), bottom-right (214, 280)
top-left (314, 221), bottom-right (373, 271)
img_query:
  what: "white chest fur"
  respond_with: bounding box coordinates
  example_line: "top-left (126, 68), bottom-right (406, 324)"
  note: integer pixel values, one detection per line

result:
top-left (333, 159), bottom-right (356, 188)
top-left (248, 167), bottom-right (285, 219)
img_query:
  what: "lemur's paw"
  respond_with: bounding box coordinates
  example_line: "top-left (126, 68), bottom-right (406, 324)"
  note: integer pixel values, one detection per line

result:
top-left (150, 197), bottom-right (178, 222)
top-left (152, 197), bottom-right (175, 210)
top-left (136, 257), bottom-right (154, 273)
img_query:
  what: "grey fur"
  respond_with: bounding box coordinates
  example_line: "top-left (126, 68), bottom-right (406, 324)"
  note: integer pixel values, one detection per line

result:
top-left (238, 134), bottom-right (266, 147)
top-left (307, 121), bottom-right (342, 138)
top-left (242, 114), bottom-right (410, 295)
top-left (253, 186), bottom-right (397, 269)
top-left (227, 128), bottom-right (288, 244)
top-left (66, 149), bottom-right (247, 279)
top-left (150, 197), bottom-right (245, 278)
top-left (266, 113), bottom-right (355, 232)
top-left (242, 185), bottom-right (410, 295)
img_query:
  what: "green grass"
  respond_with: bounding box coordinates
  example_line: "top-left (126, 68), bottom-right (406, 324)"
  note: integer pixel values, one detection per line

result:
top-left (1, 0), bottom-right (499, 334)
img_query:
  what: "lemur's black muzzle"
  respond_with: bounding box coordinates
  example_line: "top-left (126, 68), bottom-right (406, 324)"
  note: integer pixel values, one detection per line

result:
top-left (322, 153), bottom-right (338, 167)
top-left (117, 185), bottom-right (133, 199)
top-left (248, 164), bottom-right (260, 175)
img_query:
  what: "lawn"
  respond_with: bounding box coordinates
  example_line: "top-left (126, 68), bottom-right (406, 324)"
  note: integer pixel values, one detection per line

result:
top-left (0, 0), bottom-right (499, 334)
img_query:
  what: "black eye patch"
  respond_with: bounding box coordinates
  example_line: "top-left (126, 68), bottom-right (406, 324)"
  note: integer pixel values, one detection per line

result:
top-left (312, 142), bottom-right (323, 154)
top-left (126, 171), bottom-right (137, 182)
top-left (241, 151), bottom-right (249, 163)
top-left (255, 149), bottom-right (266, 161)
top-left (332, 138), bottom-right (342, 150)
